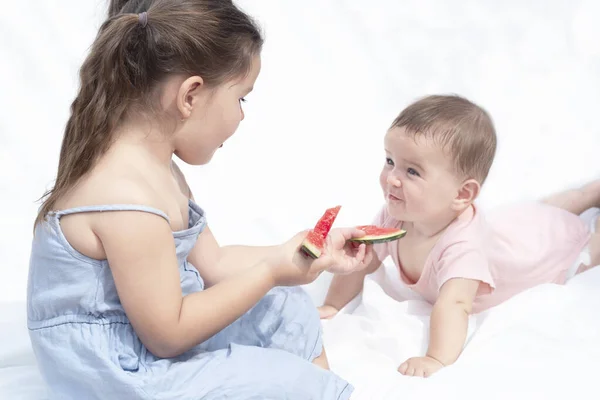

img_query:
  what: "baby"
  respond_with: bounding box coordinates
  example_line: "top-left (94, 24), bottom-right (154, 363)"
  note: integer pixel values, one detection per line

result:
top-left (320, 94), bottom-right (600, 378)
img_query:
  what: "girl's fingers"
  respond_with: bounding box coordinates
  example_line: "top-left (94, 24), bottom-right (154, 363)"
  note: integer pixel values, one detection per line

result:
top-left (356, 243), bottom-right (366, 263)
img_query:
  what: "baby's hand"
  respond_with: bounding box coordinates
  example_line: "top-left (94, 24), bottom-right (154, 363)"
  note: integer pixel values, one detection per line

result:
top-left (398, 356), bottom-right (444, 378)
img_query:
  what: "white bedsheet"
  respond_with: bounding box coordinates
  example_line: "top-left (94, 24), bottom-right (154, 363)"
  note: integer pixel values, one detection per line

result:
top-left (1, 207), bottom-right (598, 399)
top-left (2, 1), bottom-right (600, 399)
top-left (322, 263), bottom-right (600, 400)
top-left (0, 302), bottom-right (48, 399)
top-left (5, 268), bottom-right (599, 400)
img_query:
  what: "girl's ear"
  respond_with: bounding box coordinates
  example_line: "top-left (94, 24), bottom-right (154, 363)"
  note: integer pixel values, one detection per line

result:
top-left (176, 76), bottom-right (205, 120)
top-left (451, 178), bottom-right (480, 212)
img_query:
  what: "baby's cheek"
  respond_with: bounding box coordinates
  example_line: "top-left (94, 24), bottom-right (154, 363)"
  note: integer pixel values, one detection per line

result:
top-left (378, 171), bottom-right (387, 192)
top-left (409, 186), bottom-right (430, 212)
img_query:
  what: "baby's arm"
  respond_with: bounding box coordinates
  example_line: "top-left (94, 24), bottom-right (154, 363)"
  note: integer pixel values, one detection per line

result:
top-left (398, 278), bottom-right (479, 377)
top-left (319, 205), bottom-right (392, 318)
top-left (427, 278), bottom-right (479, 364)
top-left (319, 250), bottom-right (381, 318)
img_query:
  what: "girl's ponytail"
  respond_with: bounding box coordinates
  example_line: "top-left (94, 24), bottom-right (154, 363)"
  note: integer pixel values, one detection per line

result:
top-left (35, 13), bottom-right (152, 227)
top-left (35, 0), bottom-right (263, 229)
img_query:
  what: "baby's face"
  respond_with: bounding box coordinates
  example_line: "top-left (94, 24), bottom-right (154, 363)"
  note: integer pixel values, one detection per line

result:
top-left (379, 127), bottom-right (463, 223)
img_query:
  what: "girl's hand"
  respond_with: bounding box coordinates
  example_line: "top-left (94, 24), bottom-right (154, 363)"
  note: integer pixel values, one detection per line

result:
top-left (325, 228), bottom-right (374, 274)
top-left (267, 228), bottom-right (367, 287)
top-left (322, 228), bottom-right (372, 274)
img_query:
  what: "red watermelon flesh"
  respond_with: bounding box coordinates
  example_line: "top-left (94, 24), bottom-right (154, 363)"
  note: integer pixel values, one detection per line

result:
top-left (355, 225), bottom-right (399, 235)
top-left (300, 205), bottom-right (341, 258)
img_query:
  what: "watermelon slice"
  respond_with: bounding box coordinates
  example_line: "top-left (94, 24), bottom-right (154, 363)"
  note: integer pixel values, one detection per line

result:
top-left (349, 225), bottom-right (406, 244)
top-left (300, 205), bottom-right (341, 258)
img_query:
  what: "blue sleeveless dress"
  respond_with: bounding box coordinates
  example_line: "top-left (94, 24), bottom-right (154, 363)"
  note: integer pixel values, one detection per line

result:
top-left (27, 200), bottom-right (353, 399)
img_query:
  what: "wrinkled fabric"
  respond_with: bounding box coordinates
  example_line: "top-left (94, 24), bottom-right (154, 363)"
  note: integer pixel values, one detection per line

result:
top-left (27, 200), bottom-right (353, 399)
top-left (372, 202), bottom-right (591, 313)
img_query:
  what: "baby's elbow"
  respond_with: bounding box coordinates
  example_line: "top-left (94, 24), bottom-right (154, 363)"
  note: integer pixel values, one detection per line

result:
top-left (454, 299), bottom-right (473, 315)
top-left (435, 293), bottom-right (474, 315)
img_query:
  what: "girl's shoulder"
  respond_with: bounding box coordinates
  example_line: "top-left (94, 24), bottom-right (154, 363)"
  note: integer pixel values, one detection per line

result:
top-left (55, 168), bottom-right (164, 213)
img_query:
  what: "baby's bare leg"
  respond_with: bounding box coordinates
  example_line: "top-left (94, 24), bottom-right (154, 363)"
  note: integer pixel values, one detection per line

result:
top-left (542, 179), bottom-right (600, 215)
top-left (312, 346), bottom-right (330, 370)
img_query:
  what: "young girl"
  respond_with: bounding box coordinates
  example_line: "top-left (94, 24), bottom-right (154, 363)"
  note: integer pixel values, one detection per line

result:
top-left (318, 94), bottom-right (600, 378)
top-left (27, 1), bottom-right (368, 398)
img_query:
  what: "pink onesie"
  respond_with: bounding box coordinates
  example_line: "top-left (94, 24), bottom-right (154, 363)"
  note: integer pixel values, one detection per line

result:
top-left (371, 202), bottom-right (591, 313)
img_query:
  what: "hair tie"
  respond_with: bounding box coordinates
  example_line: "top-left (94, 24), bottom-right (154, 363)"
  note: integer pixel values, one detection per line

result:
top-left (138, 12), bottom-right (148, 28)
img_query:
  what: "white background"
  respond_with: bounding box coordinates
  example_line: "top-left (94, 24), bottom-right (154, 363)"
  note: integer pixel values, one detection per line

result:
top-left (1, 0), bottom-right (599, 304)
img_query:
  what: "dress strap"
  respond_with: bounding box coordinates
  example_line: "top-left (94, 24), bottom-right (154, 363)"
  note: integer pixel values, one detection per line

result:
top-left (52, 204), bottom-right (170, 223)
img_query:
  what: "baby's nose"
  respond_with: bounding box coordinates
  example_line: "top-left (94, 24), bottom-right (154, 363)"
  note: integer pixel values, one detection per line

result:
top-left (387, 175), bottom-right (401, 187)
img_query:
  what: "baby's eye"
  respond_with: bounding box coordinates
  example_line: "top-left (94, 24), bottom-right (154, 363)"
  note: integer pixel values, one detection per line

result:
top-left (385, 157), bottom-right (394, 166)
top-left (407, 167), bottom-right (420, 177)
top-left (239, 97), bottom-right (247, 103)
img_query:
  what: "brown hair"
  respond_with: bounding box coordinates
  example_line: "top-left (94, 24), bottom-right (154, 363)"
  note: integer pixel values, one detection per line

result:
top-left (391, 94), bottom-right (497, 184)
top-left (35, 0), bottom-right (263, 228)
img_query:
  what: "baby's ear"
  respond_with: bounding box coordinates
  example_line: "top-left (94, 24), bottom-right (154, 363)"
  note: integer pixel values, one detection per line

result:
top-left (452, 178), bottom-right (480, 211)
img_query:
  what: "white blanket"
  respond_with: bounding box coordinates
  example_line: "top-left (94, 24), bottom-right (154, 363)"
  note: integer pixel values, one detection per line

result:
top-left (2, 264), bottom-right (599, 400)
top-left (322, 262), bottom-right (600, 400)
top-left (0, 302), bottom-right (49, 399)
top-left (4, 273), bottom-right (599, 400)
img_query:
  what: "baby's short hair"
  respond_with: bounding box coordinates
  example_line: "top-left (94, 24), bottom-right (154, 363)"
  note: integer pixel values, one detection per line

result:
top-left (391, 94), bottom-right (497, 184)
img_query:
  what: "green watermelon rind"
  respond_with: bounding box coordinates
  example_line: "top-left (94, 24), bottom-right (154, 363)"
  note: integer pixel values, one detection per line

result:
top-left (348, 229), bottom-right (407, 244)
top-left (300, 242), bottom-right (321, 259)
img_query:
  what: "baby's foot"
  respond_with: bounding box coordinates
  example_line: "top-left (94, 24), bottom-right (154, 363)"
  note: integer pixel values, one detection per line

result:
top-left (578, 218), bottom-right (600, 274)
